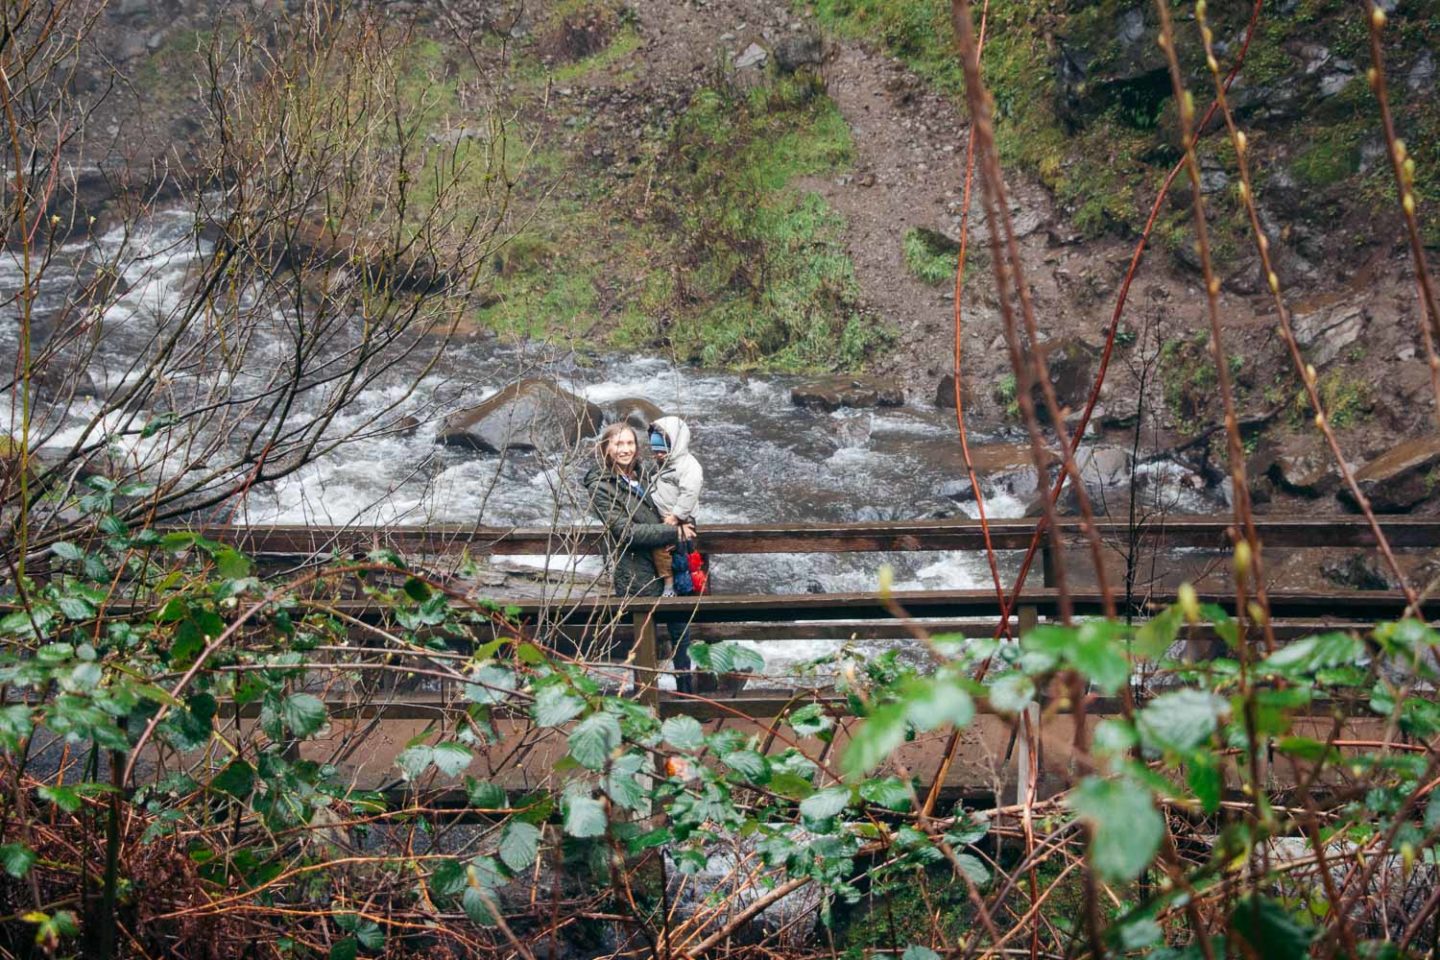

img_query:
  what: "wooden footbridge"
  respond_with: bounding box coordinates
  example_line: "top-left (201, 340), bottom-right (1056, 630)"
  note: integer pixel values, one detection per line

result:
top-left (181, 515), bottom-right (1440, 805)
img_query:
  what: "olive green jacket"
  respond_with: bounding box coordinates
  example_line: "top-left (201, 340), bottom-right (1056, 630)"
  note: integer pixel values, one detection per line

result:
top-left (583, 463), bottom-right (680, 597)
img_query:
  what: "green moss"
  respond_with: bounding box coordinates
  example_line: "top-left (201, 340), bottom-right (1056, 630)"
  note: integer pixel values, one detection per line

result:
top-left (1291, 370), bottom-right (1372, 428)
top-left (1160, 334), bottom-right (1245, 434)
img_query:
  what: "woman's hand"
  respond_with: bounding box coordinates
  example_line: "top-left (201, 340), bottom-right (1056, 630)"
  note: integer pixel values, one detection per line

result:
top-left (663, 514), bottom-right (678, 525)
top-left (677, 523), bottom-right (696, 541)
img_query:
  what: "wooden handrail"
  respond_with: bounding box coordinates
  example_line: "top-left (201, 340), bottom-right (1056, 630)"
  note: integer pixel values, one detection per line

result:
top-left (166, 516), bottom-right (1440, 556)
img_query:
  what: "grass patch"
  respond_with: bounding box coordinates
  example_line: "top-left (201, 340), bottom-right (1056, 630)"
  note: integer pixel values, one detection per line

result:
top-left (1160, 332), bottom-right (1244, 434)
top-left (1291, 369), bottom-right (1372, 428)
top-left (902, 227), bottom-right (959, 286)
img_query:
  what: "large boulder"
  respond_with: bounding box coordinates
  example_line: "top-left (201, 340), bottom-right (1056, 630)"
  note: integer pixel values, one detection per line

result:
top-left (1341, 435), bottom-right (1440, 513)
top-left (933, 374), bottom-right (974, 410)
top-left (791, 377), bottom-right (903, 412)
top-left (608, 397), bottom-right (664, 433)
top-left (1293, 304), bottom-right (1366, 368)
top-left (438, 379), bottom-right (603, 453)
top-left (1029, 338), bottom-right (1098, 423)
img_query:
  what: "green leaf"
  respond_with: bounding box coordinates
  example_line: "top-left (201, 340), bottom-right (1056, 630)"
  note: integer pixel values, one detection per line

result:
top-left (1137, 689), bottom-right (1229, 754)
top-left (563, 793), bottom-right (608, 838)
top-left (56, 597), bottom-right (95, 621)
top-left (906, 677), bottom-right (975, 732)
top-left (161, 693), bottom-right (217, 751)
top-left (462, 886), bottom-right (497, 926)
top-left (50, 541), bottom-right (84, 562)
top-left (432, 742), bottom-right (473, 778)
top-left (465, 664), bottom-right (517, 705)
top-left (902, 947), bottom-right (941, 960)
top-left (662, 715), bottom-right (705, 751)
top-left (98, 514), bottom-right (128, 538)
top-left (532, 685), bottom-right (584, 727)
top-left (498, 821), bottom-right (541, 872)
top-left (402, 577), bottom-right (432, 602)
top-left (842, 702), bottom-right (906, 778)
top-left (987, 673), bottom-right (1035, 713)
top-left (1134, 604), bottom-right (1183, 658)
top-left (466, 778), bottom-right (507, 810)
top-left (213, 547), bottom-right (251, 580)
top-left (1188, 754), bottom-right (1223, 814)
top-left (769, 771), bottom-right (816, 800)
top-left (211, 760), bottom-right (255, 799)
top-left (281, 693), bottom-right (326, 738)
top-left (0, 843), bottom-right (36, 879)
top-left (38, 785), bottom-right (82, 813)
top-left (788, 702), bottom-right (833, 739)
top-left (953, 852), bottom-right (990, 885)
top-left (722, 750), bottom-right (770, 782)
top-left (429, 858), bottom-right (468, 898)
top-left (1258, 632), bottom-right (1364, 677)
top-left (799, 785), bottom-right (851, 821)
top-left (1068, 776), bottom-right (1162, 882)
top-left (354, 920), bottom-right (383, 950)
top-left (859, 777), bottom-right (912, 811)
top-left (568, 713), bottom-right (621, 770)
top-left (0, 705), bottom-right (32, 750)
top-left (396, 746), bottom-right (435, 780)
top-left (329, 938), bottom-right (358, 960)
top-left (1230, 897), bottom-right (1314, 960)
top-left (692, 641), bottom-right (764, 674)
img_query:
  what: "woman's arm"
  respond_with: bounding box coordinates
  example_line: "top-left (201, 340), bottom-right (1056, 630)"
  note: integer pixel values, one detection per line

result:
top-left (590, 479), bottom-right (681, 549)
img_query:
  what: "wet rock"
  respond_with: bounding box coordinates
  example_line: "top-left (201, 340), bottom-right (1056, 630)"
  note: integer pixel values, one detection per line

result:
top-left (734, 43), bottom-right (768, 70)
top-left (1341, 435), bottom-right (1440, 513)
top-left (1408, 50), bottom-right (1435, 92)
top-left (1267, 446), bottom-right (1341, 498)
top-left (1061, 444), bottom-right (1132, 515)
top-left (1033, 337), bottom-right (1098, 421)
top-left (790, 377), bottom-right (903, 412)
top-left (438, 379), bottom-right (603, 453)
top-left (1321, 552), bottom-right (1396, 591)
top-left (933, 373), bottom-right (973, 410)
top-left (1293, 304), bottom-right (1366, 368)
top-left (773, 30), bottom-right (823, 73)
top-left (608, 396), bottom-right (664, 433)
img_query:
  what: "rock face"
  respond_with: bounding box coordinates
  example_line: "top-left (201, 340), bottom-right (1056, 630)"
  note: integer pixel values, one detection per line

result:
top-left (1341, 435), bottom-right (1440, 513)
top-left (1030, 338), bottom-right (1097, 422)
top-left (438, 379), bottom-right (603, 453)
top-left (933, 374), bottom-right (974, 410)
top-left (608, 397), bottom-right (664, 433)
top-left (1293, 304), bottom-right (1366, 368)
top-left (790, 377), bottom-right (903, 412)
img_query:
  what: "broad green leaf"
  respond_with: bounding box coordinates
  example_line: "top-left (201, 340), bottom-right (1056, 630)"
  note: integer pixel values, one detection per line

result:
top-left (0, 705), bottom-right (32, 750)
top-left (722, 750), bottom-right (770, 782)
top-left (329, 938), bottom-right (358, 960)
top-left (953, 852), bottom-right (990, 885)
top-left (466, 778), bottom-right (507, 810)
top-left (429, 858), bottom-right (468, 898)
top-left (858, 777), bottom-right (912, 811)
top-left (212, 760), bottom-right (255, 799)
top-left (1188, 754), bottom-right (1223, 814)
top-left (532, 686), bottom-right (584, 727)
top-left (799, 785), bottom-right (851, 821)
top-left (906, 678), bottom-right (975, 732)
top-left (769, 771), bottom-right (816, 800)
top-left (662, 715), bottom-right (704, 751)
top-left (161, 693), bottom-right (216, 751)
top-left (50, 542), bottom-right (84, 562)
top-left (213, 547), bottom-right (251, 580)
top-left (1258, 632), bottom-right (1364, 677)
top-left (38, 785), bottom-right (82, 813)
top-left (1137, 690), bottom-right (1229, 754)
top-left (0, 843), bottom-right (35, 879)
top-left (788, 702), bottom-right (833, 739)
top-left (902, 947), bottom-right (941, 960)
top-left (606, 754), bottom-right (649, 810)
top-left (281, 693), bottom-right (326, 738)
top-left (1068, 776), bottom-right (1162, 882)
top-left (987, 673), bottom-right (1034, 713)
top-left (1230, 897), bottom-right (1314, 960)
top-left (56, 597), bottom-right (95, 621)
top-left (396, 746), bottom-right (434, 780)
top-left (462, 886), bottom-right (497, 926)
top-left (498, 821), bottom-right (541, 872)
top-left (568, 713), bottom-right (621, 770)
top-left (842, 702), bottom-right (905, 778)
top-left (465, 664), bottom-right (517, 706)
top-left (563, 794), bottom-right (608, 838)
top-left (431, 742), bottom-right (473, 777)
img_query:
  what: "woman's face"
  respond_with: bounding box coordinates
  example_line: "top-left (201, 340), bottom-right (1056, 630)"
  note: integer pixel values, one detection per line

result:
top-left (606, 428), bottom-right (637, 470)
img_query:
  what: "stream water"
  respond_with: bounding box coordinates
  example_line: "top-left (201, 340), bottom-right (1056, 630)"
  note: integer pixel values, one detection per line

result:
top-left (1, 211), bottom-right (1230, 674)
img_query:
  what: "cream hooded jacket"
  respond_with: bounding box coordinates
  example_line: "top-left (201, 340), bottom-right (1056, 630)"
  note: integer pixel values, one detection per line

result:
top-left (648, 415), bottom-right (703, 522)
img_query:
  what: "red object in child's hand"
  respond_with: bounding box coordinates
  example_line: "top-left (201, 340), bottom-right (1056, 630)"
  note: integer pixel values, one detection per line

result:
top-left (688, 552), bottom-right (704, 574)
top-left (690, 569), bottom-right (708, 595)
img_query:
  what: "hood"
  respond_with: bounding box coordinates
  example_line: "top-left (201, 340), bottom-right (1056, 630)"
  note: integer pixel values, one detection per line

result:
top-left (650, 415), bottom-right (692, 460)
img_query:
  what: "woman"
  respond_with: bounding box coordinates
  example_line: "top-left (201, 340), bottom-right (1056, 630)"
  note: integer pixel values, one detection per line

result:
top-left (584, 423), bottom-right (697, 689)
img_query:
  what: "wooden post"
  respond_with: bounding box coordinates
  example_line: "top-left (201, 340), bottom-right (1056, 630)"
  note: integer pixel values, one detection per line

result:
top-left (1040, 542), bottom-right (1057, 589)
top-left (1015, 604), bottom-right (1040, 806)
top-left (632, 610), bottom-right (659, 709)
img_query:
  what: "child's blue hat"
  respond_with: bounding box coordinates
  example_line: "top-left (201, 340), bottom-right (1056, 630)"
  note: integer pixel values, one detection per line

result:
top-left (649, 430), bottom-right (669, 452)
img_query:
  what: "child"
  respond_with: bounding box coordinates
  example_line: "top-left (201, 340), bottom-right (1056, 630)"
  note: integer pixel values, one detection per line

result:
top-left (647, 416), bottom-right (703, 596)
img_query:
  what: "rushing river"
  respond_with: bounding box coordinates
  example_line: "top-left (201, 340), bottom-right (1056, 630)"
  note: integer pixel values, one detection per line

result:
top-left (1, 211), bottom-right (1230, 676)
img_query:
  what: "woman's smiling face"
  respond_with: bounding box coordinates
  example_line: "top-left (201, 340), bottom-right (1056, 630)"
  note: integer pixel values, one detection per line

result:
top-left (606, 428), bottom-right (638, 470)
